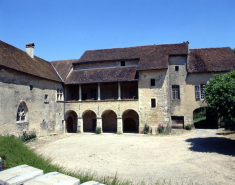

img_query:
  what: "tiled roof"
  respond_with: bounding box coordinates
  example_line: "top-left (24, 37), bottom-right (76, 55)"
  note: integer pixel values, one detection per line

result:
top-left (51, 59), bottom-right (78, 81)
top-left (0, 40), bottom-right (62, 82)
top-left (188, 47), bottom-right (235, 73)
top-left (77, 43), bottom-right (189, 71)
top-left (65, 66), bottom-right (137, 84)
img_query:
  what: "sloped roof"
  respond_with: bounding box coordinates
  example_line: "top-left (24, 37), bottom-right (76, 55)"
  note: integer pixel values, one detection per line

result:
top-left (0, 40), bottom-right (62, 82)
top-left (65, 66), bottom-right (137, 84)
top-left (51, 59), bottom-right (78, 81)
top-left (77, 43), bottom-right (189, 71)
top-left (188, 47), bottom-right (235, 73)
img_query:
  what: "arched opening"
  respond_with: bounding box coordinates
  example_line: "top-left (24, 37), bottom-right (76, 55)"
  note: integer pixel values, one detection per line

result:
top-left (83, 110), bottom-right (97, 132)
top-left (16, 101), bottom-right (28, 122)
top-left (102, 110), bottom-right (117, 133)
top-left (193, 107), bottom-right (218, 129)
top-left (65, 110), bottom-right (78, 133)
top-left (122, 109), bottom-right (139, 133)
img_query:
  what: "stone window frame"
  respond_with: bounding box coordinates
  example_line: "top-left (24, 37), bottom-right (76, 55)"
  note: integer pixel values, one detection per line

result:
top-left (16, 102), bottom-right (28, 122)
top-left (57, 88), bottom-right (63, 101)
top-left (195, 84), bottom-right (205, 101)
top-left (172, 85), bottom-right (180, 99)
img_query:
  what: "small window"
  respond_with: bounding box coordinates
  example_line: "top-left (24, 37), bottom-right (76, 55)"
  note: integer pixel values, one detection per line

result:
top-left (151, 99), bottom-right (156, 108)
top-left (44, 94), bottom-right (48, 100)
top-left (172, 85), bottom-right (180, 99)
top-left (57, 88), bottom-right (63, 101)
top-left (195, 85), bottom-right (200, 101)
top-left (150, 79), bottom-right (155, 87)
top-left (121, 61), bottom-right (125, 66)
top-left (200, 84), bottom-right (205, 99)
top-left (30, 85), bottom-right (33, 90)
top-left (175, 66), bottom-right (179, 71)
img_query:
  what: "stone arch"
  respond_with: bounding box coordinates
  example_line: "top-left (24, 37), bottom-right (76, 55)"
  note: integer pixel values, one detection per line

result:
top-left (193, 107), bottom-right (218, 129)
top-left (122, 109), bottom-right (139, 133)
top-left (102, 109), bottom-right (117, 133)
top-left (83, 110), bottom-right (97, 132)
top-left (65, 110), bottom-right (78, 133)
top-left (16, 101), bottom-right (28, 122)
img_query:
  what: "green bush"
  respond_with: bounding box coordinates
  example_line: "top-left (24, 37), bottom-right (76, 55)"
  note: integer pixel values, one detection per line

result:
top-left (95, 127), bottom-right (102, 134)
top-left (158, 124), bottom-right (165, 133)
top-left (143, 124), bottom-right (149, 134)
top-left (185, 124), bottom-right (193, 130)
top-left (19, 129), bottom-right (36, 142)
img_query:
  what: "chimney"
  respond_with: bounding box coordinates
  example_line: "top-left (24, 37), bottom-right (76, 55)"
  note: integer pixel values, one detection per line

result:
top-left (26, 43), bottom-right (35, 59)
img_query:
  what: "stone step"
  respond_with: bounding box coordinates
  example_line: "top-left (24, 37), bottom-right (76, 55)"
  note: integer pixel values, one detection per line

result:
top-left (0, 164), bottom-right (43, 185)
top-left (24, 172), bottom-right (80, 185)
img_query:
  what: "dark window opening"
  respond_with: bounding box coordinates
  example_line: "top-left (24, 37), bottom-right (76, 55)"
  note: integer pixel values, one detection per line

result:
top-left (90, 89), bottom-right (96, 100)
top-left (121, 61), bottom-right (125, 66)
top-left (30, 85), bottom-right (33, 90)
top-left (82, 93), bottom-right (87, 100)
top-left (175, 66), bottom-right (179, 71)
top-left (150, 79), bottom-right (155, 86)
top-left (151, 99), bottom-right (156, 108)
top-left (44, 94), bottom-right (48, 100)
top-left (129, 91), bottom-right (135, 99)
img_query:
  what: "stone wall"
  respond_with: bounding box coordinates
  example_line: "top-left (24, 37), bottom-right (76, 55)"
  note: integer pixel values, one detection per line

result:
top-left (138, 69), bottom-right (170, 131)
top-left (64, 100), bottom-right (139, 133)
top-left (0, 68), bottom-right (64, 135)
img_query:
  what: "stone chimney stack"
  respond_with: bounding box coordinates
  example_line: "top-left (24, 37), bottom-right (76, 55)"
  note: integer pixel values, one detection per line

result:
top-left (26, 43), bottom-right (35, 59)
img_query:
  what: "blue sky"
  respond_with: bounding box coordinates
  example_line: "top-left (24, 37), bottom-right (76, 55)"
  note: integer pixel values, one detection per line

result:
top-left (0, 0), bottom-right (234, 61)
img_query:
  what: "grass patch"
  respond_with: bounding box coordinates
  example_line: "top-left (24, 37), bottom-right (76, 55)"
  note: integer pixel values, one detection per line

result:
top-left (0, 135), bottom-right (133, 184)
top-left (193, 116), bottom-right (206, 123)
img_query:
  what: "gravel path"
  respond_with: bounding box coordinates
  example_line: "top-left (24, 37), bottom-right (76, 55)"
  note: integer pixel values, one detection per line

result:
top-left (29, 129), bottom-right (235, 184)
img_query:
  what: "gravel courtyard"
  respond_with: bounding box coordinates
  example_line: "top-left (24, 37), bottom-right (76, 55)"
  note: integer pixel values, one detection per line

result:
top-left (29, 129), bottom-right (235, 184)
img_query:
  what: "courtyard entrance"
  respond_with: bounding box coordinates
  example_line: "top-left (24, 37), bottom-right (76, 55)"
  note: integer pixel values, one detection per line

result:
top-left (122, 109), bottom-right (139, 133)
top-left (65, 110), bottom-right (78, 133)
top-left (83, 110), bottom-right (97, 132)
top-left (102, 110), bottom-right (117, 133)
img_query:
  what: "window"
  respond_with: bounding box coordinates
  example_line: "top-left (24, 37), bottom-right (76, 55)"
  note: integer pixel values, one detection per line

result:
top-left (57, 89), bottom-right (63, 101)
top-left (175, 66), bottom-right (179, 71)
top-left (17, 102), bottom-right (27, 122)
top-left (30, 85), bottom-right (33, 90)
top-left (121, 61), bottom-right (125, 66)
top-left (172, 85), bottom-right (180, 99)
top-left (44, 94), bottom-right (49, 103)
top-left (151, 99), bottom-right (156, 108)
top-left (150, 79), bottom-right (155, 87)
top-left (195, 84), bottom-right (205, 101)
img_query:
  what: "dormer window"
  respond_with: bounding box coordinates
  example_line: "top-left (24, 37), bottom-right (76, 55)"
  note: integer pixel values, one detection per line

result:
top-left (121, 61), bottom-right (125, 66)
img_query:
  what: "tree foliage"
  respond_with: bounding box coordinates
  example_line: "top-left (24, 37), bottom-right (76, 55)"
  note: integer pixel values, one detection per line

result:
top-left (204, 70), bottom-right (235, 121)
top-left (233, 48), bottom-right (235, 53)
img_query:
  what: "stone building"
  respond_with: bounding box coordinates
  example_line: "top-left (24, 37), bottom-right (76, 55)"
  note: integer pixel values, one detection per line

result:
top-left (0, 40), bottom-right (235, 135)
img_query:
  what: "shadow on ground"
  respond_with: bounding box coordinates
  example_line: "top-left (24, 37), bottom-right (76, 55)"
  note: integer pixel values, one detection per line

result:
top-left (186, 137), bottom-right (235, 156)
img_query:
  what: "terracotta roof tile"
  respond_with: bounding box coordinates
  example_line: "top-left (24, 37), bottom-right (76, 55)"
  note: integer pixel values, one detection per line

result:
top-left (65, 66), bottom-right (137, 84)
top-left (188, 47), bottom-right (235, 73)
top-left (0, 40), bottom-right (62, 82)
top-left (77, 43), bottom-right (189, 71)
top-left (51, 59), bottom-right (78, 81)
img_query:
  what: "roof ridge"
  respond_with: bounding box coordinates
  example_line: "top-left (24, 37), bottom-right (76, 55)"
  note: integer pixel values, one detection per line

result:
top-left (190, 47), bottom-right (231, 50)
top-left (51, 59), bottom-right (79, 62)
top-left (84, 42), bottom-right (187, 52)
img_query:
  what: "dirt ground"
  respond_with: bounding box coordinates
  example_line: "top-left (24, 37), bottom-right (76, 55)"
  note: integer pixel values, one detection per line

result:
top-left (27, 129), bottom-right (235, 185)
